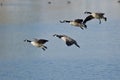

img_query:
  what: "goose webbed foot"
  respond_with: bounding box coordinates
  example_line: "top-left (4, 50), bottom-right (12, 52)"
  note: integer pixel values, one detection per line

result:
top-left (44, 46), bottom-right (47, 49)
top-left (80, 27), bottom-right (84, 30)
top-left (42, 46), bottom-right (47, 51)
top-left (84, 24), bottom-right (87, 29)
top-left (42, 48), bottom-right (46, 51)
top-left (104, 17), bottom-right (107, 21)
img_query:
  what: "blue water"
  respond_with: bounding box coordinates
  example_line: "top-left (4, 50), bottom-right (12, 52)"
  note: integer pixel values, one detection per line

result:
top-left (0, 0), bottom-right (120, 80)
top-left (0, 58), bottom-right (120, 80)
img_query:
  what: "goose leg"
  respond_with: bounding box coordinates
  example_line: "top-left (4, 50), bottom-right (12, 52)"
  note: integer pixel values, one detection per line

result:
top-left (80, 26), bottom-right (84, 30)
top-left (103, 17), bottom-right (107, 21)
top-left (44, 46), bottom-right (47, 49)
top-left (83, 24), bottom-right (87, 29)
top-left (99, 19), bottom-right (101, 24)
top-left (42, 48), bottom-right (46, 51)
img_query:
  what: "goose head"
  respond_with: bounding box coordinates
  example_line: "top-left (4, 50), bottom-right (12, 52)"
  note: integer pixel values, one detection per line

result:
top-left (84, 11), bottom-right (92, 14)
top-left (53, 34), bottom-right (62, 38)
top-left (53, 34), bottom-right (58, 37)
top-left (24, 39), bottom-right (31, 42)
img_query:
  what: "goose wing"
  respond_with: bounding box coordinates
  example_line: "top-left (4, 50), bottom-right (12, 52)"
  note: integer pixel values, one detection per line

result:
top-left (66, 41), bottom-right (74, 46)
top-left (62, 35), bottom-right (80, 47)
top-left (97, 13), bottom-right (105, 15)
top-left (63, 35), bottom-right (76, 46)
top-left (74, 42), bottom-right (80, 48)
top-left (62, 35), bottom-right (74, 41)
top-left (74, 19), bottom-right (83, 23)
top-left (37, 39), bottom-right (48, 44)
top-left (83, 15), bottom-right (94, 24)
top-left (66, 38), bottom-right (80, 48)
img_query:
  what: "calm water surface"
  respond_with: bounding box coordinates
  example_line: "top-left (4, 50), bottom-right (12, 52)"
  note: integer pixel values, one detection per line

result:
top-left (0, 0), bottom-right (120, 80)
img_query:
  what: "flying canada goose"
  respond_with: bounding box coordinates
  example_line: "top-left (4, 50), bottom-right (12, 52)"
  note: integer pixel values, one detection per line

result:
top-left (24, 38), bottom-right (48, 51)
top-left (53, 34), bottom-right (80, 48)
top-left (59, 19), bottom-right (87, 30)
top-left (83, 11), bottom-right (107, 24)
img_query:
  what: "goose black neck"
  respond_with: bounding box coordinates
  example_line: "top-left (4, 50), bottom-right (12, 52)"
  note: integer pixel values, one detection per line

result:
top-left (85, 12), bottom-right (92, 14)
top-left (55, 35), bottom-right (62, 38)
top-left (25, 40), bottom-right (31, 42)
top-left (64, 20), bottom-right (70, 23)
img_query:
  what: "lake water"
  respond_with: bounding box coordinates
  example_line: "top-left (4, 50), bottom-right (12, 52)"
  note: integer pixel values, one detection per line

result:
top-left (0, 0), bottom-right (120, 80)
